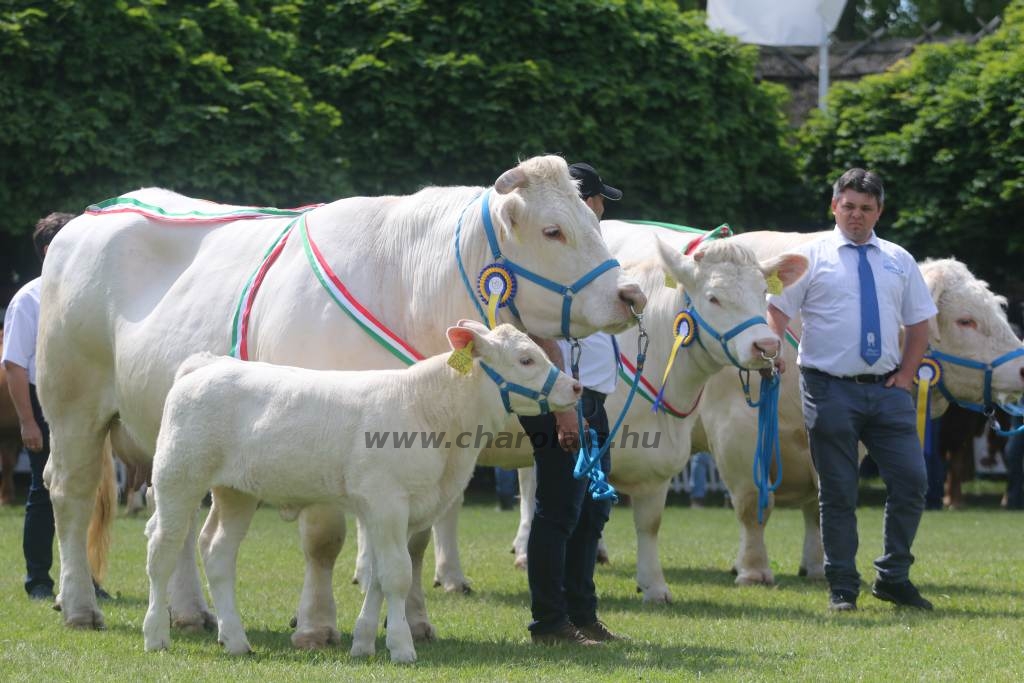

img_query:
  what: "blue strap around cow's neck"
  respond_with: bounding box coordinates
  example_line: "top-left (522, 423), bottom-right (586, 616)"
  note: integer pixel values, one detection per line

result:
top-left (926, 346), bottom-right (1024, 436)
top-left (480, 362), bottom-right (561, 414)
top-left (685, 294), bottom-right (767, 369)
top-left (457, 189), bottom-right (620, 338)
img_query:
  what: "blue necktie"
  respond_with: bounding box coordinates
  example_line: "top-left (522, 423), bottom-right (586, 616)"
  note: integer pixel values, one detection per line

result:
top-left (853, 244), bottom-right (881, 365)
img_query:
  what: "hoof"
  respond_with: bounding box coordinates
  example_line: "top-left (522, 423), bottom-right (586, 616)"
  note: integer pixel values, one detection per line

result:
top-left (735, 570), bottom-right (775, 586)
top-left (65, 609), bottom-right (106, 630)
top-left (409, 620), bottom-right (436, 642)
top-left (350, 641), bottom-right (375, 658)
top-left (172, 610), bottom-right (216, 633)
top-left (799, 565), bottom-right (826, 581)
top-left (637, 586), bottom-right (673, 604)
top-left (513, 554), bottom-right (527, 570)
top-left (433, 578), bottom-right (473, 595)
top-left (389, 647), bottom-right (417, 664)
top-left (292, 625), bottom-right (342, 650)
top-left (219, 638), bottom-right (254, 656)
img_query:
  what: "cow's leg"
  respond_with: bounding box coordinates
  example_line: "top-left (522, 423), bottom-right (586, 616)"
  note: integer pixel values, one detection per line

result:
top-left (633, 480), bottom-right (673, 603)
top-left (798, 497), bottom-right (825, 580)
top-left (167, 507), bottom-right (216, 631)
top-left (292, 503), bottom-right (345, 650)
top-left (350, 559), bottom-right (383, 659)
top-left (143, 488), bottom-right (205, 651)
top-left (512, 466), bottom-right (536, 570)
top-left (732, 487), bottom-right (775, 586)
top-left (432, 493), bottom-right (471, 593)
top-left (405, 527), bottom-right (436, 642)
top-left (199, 487), bottom-right (258, 655)
top-left (351, 516), bottom-right (371, 591)
top-left (46, 425), bottom-right (107, 629)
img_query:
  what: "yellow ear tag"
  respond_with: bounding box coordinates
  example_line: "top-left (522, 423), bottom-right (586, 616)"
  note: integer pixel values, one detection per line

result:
top-left (766, 271), bottom-right (783, 296)
top-left (664, 273), bottom-right (677, 289)
top-left (448, 341), bottom-right (474, 375)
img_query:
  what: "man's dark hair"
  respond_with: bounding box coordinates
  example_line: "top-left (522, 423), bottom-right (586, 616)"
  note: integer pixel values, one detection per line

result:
top-left (832, 168), bottom-right (884, 207)
top-left (32, 212), bottom-right (75, 262)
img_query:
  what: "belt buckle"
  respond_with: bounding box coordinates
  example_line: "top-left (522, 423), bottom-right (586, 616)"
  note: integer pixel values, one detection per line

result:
top-left (853, 374), bottom-right (872, 384)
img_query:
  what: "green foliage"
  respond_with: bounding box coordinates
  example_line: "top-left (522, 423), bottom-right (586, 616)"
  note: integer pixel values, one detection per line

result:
top-left (798, 0), bottom-right (1024, 287)
top-left (0, 0), bottom-right (347, 237)
top-left (835, 1), bottom-right (1011, 40)
top-left (0, 0), bottom-right (796, 245)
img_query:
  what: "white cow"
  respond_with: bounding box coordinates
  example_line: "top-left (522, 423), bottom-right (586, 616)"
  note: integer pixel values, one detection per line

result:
top-left (426, 221), bottom-right (809, 597)
top-left (697, 230), bottom-right (1024, 586)
top-left (37, 155), bottom-right (645, 641)
top-left (144, 322), bottom-right (580, 662)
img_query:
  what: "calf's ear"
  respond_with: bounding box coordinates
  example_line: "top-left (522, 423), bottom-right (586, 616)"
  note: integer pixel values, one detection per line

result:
top-left (446, 326), bottom-right (480, 354)
top-left (656, 236), bottom-right (698, 293)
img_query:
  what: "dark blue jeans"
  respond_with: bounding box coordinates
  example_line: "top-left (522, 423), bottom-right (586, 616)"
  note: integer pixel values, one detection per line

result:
top-left (24, 384), bottom-right (55, 594)
top-left (800, 370), bottom-right (927, 594)
top-left (521, 391), bottom-right (611, 633)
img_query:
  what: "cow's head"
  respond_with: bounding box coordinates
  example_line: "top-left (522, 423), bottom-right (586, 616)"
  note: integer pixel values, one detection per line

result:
top-left (486, 156), bottom-right (645, 338)
top-left (921, 258), bottom-right (1024, 405)
top-left (656, 237), bottom-right (807, 369)
top-left (446, 320), bottom-right (581, 416)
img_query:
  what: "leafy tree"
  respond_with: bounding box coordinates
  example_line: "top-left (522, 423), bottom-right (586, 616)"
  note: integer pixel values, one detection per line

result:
top-left (835, 0), bottom-right (1011, 40)
top-left (798, 0), bottom-right (1024, 291)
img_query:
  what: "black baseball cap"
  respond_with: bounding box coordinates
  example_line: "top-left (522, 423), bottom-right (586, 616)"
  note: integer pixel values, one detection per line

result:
top-left (569, 162), bottom-right (622, 201)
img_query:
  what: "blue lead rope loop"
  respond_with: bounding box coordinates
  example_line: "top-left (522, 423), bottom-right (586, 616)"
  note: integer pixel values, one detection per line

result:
top-left (988, 401), bottom-right (1024, 437)
top-left (572, 306), bottom-right (649, 503)
top-left (739, 362), bottom-right (784, 524)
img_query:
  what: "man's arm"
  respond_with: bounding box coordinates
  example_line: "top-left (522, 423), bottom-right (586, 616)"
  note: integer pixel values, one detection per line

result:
top-left (766, 304), bottom-right (791, 374)
top-left (528, 335), bottom-right (580, 453)
top-left (887, 319), bottom-right (930, 391)
top-left (4, 361), bottom-right (43, 452)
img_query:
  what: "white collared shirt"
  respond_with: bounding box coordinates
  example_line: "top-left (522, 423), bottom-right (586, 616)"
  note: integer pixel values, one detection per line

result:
top-left (556, 332), bottom-right (619, 395)
top-left (768, 227), bottom-right (936, 377)
top-left (2, 277), bottom-right (41, 384)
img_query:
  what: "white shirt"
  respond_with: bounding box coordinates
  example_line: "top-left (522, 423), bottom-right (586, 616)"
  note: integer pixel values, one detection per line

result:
top-left (768, 227), bottom-right (936, 377)
top-left (2, 277), bottom-right (42, 384)
top-left (556, 332), bottom-right (619, 395)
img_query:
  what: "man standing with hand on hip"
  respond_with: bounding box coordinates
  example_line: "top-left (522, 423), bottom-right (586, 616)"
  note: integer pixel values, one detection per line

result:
top-left (766, 169), bottom-right (937, 612)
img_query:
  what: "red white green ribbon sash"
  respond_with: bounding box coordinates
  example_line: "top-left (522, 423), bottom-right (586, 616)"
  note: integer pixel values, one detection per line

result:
top-left (618, 354), bottom-right (703, 419)
top-left (86, 193), bottom-right (423, 365)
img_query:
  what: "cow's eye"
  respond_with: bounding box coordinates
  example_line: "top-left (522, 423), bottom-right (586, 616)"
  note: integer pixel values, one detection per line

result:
top-left (708, 295), bottom-right (720, 306)
top-left (542, 226), bottom-right (562, 239)
top-left (956, 318), bottom-right (977, 329)
top-left (520, 356), bottom-right (535, 366)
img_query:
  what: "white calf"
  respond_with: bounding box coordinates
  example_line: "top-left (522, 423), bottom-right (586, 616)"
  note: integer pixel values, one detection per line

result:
top-left (143, 322), bottom-right (579, 663)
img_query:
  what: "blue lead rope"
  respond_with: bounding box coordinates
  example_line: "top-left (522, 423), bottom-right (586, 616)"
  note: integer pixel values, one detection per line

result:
top-left (741, 370), bottom-right (783, 524)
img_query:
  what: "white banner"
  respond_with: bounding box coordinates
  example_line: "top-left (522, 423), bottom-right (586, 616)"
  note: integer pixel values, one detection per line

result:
top-left (707, 0), bottom-right (848, 46)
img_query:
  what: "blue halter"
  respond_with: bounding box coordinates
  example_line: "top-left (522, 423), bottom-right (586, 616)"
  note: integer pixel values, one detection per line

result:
top-left (684, 294), bottom-right (768, 369)
top-left (926, 346), bottom-right (1024, 436)
top-left (480, 362), bottom-right (562, 414)
top-left (456, 189), bottom-right (621, 339)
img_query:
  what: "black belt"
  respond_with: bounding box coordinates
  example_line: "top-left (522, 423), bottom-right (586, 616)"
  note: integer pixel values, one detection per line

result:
top-left (802, 366), bottom-right (898, 385)
top-left (581, 387), bottom-right (607, 403)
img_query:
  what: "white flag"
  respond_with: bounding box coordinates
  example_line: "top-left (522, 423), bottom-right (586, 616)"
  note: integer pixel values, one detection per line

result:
top-left (707, 0), bottom-right (848, 46)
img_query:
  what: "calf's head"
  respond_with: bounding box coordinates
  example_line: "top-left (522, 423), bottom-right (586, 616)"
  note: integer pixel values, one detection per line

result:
top-left (445, 320), bottom-right (581, 416)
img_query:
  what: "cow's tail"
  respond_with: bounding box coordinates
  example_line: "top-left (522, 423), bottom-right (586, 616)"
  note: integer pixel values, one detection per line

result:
top-left (174, 351), bottom-right (222, 382)
top-left (87, 437), bottom-right (117, 585)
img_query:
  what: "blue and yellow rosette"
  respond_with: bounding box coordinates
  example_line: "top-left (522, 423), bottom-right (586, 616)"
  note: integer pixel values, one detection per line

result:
top-left (914, 358), bottom-right (942, 450)
top-left (477, 264), bottom-right (517, 329)
top-left (652, 311), bottom-right (697, 412)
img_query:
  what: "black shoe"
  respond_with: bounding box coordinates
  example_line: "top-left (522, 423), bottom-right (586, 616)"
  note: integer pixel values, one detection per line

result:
top-left (872, 579), bottom-right (933, 610)
top-left (574, 619), bottom-right (627, 642)
top-left (531, 623), bottom-right (602, 646)
top-left (28, 584), bottom-right (54, 601)
top-left (828, 589), bottom-right (858, 611)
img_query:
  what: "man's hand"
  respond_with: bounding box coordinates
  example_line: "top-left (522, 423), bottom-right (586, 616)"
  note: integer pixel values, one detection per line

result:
top-left (20, 418), bottom-right (43, 452)
top-left (554, 409), bottom-right (584, 453)
top-left (885, 367), bottom-right (915, 392)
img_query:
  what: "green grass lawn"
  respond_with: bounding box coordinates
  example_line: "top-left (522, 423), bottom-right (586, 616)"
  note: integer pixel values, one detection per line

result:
top-left (1, 489), bottom-right (1022, 682)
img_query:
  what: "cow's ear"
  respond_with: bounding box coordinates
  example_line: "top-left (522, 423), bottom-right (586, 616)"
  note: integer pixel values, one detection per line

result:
top-left (494, 166), bottom-right (528, 194)
top-left (446, 325), bottom-right (481, 355)
top-left (759, 252), bottom-right (808, 288)
top-left (923, 266), bottom-right (946, 342)
top-left (656, 236), bottom-right (697, 293)
top-left (492, 193), bottom-right (524, 243)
